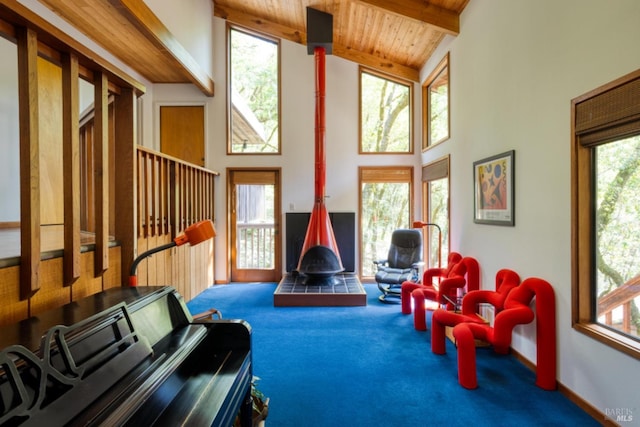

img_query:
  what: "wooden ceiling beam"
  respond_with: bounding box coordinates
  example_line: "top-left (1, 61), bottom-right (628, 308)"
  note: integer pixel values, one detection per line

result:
top-left (355, 0), bottom-right (460, 35)
top-left (112, 0), bottom-right (215, 96)
top-left (214, 5), bottom-right (419, 82)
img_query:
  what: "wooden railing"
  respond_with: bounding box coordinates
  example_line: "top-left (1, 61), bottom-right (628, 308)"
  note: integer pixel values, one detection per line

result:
top-left (598, 274), bottom-right (640, 336)
top-left (136, 147), bottom-right (218, 239)
top-left (134, 147), bottom-right (218, 298)
top-left (236, 223), bottom-right (275, 269)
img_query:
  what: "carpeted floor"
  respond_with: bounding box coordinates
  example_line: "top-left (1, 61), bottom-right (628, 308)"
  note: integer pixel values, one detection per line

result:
top-left (187, 283), bottom-right (599, 427)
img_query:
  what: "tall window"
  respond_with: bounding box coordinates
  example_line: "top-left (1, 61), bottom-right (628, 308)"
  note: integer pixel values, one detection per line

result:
top-left (572, 69), bottom-right (640, 359)
top-left (359, 166), bottom-right (413, 276)
top-left (422, 157), bottom-right (450, 269)
top-left (359, 68), bottom-right (412, 153)
top-left (423, 53), bottom-right (450, 149)
top-left (228, 27), bottom-right (280, 154)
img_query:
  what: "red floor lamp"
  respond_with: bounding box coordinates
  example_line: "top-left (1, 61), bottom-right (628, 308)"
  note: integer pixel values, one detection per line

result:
top-left (128, 219), bottom-right (216, 287)
top-left (413, 220), bottom-right (442, 270)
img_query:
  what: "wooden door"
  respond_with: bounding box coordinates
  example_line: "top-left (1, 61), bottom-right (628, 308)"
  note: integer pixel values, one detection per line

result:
top-left (160, 105), bottom-right (205, 166)
top-left (228, 169), bottom-right (281, 282)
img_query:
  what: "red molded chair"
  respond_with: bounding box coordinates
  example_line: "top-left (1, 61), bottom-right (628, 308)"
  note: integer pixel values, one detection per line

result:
top-left (432, 276), bottom-right (556, 390)
top-left (401, 252), bottom-right (462, 315)
top-left (431, 268), bottom-right (520, 352)
top-left (403, 256), bottom-right (480, 331)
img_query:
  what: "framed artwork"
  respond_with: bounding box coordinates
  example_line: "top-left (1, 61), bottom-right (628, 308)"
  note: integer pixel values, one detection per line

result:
top-left (473, 150), bottom-right (515, 226)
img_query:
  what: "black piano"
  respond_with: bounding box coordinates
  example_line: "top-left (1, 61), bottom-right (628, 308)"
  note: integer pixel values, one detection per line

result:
top-left (0, 286), bottom-right (252, 427)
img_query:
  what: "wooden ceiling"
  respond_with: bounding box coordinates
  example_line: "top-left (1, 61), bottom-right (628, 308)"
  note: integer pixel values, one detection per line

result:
top-left (36, 0), bottom-right (469, 96)
top-left (215, 0), bottom-right (469, 82)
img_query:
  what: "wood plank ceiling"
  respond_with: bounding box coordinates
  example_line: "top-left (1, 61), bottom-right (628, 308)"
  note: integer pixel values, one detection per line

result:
top-left (37, 0), bottom-right (469, 95)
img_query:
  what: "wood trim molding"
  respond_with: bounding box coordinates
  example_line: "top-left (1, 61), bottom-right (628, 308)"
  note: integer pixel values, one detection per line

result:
top-left (94, 72), bottom-right (109, 277)
top-left (112, 0), bottom-right (215, 96)
top-left (17, 26), bottom-right (40, 300)
top-left (62, 52), bottom-right (81, 285)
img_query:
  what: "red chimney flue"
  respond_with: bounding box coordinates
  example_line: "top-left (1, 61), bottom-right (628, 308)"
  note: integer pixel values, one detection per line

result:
top-left (297, 9), bottom-right (343, 284)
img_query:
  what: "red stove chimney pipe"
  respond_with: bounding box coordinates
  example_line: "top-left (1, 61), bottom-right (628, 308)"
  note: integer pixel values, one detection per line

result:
top-left (296, 45), bottom-right (343, 275)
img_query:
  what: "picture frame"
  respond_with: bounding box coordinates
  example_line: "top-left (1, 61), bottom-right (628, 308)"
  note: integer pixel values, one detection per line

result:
top-left (473, 150), bottom-right (515, 226)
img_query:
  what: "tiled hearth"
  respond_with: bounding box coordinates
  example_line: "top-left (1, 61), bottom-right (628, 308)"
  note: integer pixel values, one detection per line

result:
top-left (274, 273), bottom-right (367, 307)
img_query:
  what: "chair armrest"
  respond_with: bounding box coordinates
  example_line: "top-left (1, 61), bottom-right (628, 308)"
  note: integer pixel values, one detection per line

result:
top-left (192, 308), bottom-right (223, 321)
top-left (437, 276), bottom-right (466, 299)
top-left (492, 305), bottom-right (535, 352)
top-left (423, 267), bottom-right (446, 284)
top-left (461, 290), bottom-right (502, 315)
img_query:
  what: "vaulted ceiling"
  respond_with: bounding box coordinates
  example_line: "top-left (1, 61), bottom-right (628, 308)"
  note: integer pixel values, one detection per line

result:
top-left (37, 0), bottom-right (469, 96)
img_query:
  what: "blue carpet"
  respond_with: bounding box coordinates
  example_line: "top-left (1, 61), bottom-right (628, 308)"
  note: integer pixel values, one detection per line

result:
top-left (187, 283), bottom-right (597, 427)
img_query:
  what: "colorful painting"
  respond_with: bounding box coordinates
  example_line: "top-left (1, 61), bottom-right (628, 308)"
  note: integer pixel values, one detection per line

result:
top-left (473, 150), bottom-right (515, 225)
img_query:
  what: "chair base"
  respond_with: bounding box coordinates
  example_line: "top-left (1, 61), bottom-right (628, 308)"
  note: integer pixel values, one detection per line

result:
top-left (377, 283), bottom-right (402, 303)
top-left (378, 293), bottom-right (401, 303)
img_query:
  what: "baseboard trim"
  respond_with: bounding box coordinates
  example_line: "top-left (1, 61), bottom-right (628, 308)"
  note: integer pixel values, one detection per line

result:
top-left (510, 348), bottom-right (613, 426)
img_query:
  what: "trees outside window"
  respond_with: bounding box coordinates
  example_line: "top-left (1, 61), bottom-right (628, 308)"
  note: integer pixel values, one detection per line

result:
top-left (594, 136), bottom-right (640, 338)
top-left (572, 69), bottom-right (640, 359)
top-left (423, 53), bottom-right (450, 149)
top-left (228, 27), bottom-right (279, 154)
top-left (421, 156), bottom-right (450, 270)
top-left (359, 167), bottom-right (413, 277)
top-left (359, 68), bottom-right (412, 153)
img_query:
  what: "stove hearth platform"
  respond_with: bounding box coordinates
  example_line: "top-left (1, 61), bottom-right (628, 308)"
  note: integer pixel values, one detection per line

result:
top-left (274, 273), bottom-right (367, 307)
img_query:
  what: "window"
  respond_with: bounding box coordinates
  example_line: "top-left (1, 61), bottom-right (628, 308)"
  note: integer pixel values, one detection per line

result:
top-left (359, 166), bottom-right (413, 276)
top-left (572, 69), bottom-right (640, 359)
top-left (423, 53), bottom-right (450, 149)
top-left (228, 26), bottom-right (280, 154)
top-left (359, 68), bottom-right (412, 153)
top-left (422, 156), bottom-right (450, 269)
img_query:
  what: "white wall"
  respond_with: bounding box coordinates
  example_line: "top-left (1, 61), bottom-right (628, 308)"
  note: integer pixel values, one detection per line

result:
top-left (420, 0), bottom-right (640, 420)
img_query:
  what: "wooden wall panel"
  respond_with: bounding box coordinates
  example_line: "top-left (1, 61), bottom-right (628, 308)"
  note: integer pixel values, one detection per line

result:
top-left (70, 251), bottom-right (103, 301)
top-left (135, 236), bottom-right (149, 286)
top-left (0, 266), bottom-right (28, 326)
top-left (103, 246), bottom-right (123, 290)
top-left (37, 56), bottom-right (64, 225)
top-left (29, 257), bottom-right (70, 315)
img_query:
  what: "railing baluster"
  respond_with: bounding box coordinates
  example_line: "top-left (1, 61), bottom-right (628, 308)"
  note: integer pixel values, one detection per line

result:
top-left (135, 147), bottom-right (218, 240)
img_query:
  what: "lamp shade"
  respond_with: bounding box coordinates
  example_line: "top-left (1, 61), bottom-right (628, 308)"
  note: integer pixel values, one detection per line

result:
top-left (174, 219), bottom-right (216, 247)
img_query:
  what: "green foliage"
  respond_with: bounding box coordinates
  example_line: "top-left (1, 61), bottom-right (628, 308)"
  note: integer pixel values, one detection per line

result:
top-left (430, 85), bottom-right (448, 143)
top-left (595, 135), bottom-right (640, 334)
top-left (230, 29), bottom-right (279, 153)
top-left (362, 182), bottom-right (410, 276)
top-left (360, 72), bottom-right (410, 152)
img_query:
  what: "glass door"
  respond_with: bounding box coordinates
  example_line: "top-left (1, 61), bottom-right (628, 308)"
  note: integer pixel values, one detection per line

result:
top-left (228, 169), bottom-right (280, 282)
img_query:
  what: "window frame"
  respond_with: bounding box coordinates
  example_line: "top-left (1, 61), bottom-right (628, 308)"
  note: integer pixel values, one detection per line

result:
top-left (422, 53), bottom-right (450, 150)
top-left (358, 166), bottom-right (414, 278)
top-left (422, 156), bottom-right (450, 270)
top-left (226, 24), bottom-right (281, 155)
top-left (358, 67), bottom-right (414, 154)
top-left (571, 68), bottom-right (640, 360)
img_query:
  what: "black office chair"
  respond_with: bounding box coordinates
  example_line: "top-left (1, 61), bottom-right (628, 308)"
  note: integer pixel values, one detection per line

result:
top-left (373, 228), bottom-right (423, 303)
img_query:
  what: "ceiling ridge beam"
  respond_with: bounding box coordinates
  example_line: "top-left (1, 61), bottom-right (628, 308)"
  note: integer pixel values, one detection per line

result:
top-left (355, 0), bottom-right (459, 35)
top-left (113, 0), bottom-right (215, 96)
top-left (214, 6), bottom-right (419, 82)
